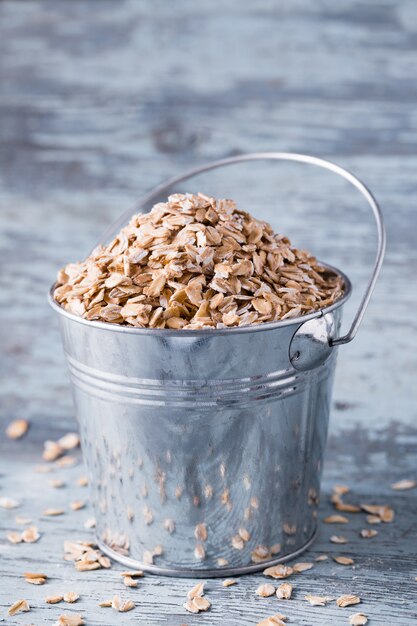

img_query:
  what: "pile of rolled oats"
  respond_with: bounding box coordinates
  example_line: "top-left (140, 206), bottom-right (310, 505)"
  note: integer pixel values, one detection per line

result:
top-left (54, 193), bottom-right (344, 329)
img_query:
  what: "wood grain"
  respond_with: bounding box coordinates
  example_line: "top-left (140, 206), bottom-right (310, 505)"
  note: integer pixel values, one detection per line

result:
top-left (1, 0), bottom-right (416, 623)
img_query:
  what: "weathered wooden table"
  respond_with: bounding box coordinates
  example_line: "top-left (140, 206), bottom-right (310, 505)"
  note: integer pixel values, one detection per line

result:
top-left (1, 1), bottom-right (416, 624)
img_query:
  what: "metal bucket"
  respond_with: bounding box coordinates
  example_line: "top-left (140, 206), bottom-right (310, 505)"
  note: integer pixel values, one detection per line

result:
top-left (49, 153), bottom-right (385, 577)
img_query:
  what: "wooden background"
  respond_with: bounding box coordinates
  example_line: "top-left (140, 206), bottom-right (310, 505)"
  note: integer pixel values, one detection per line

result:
top-left (0, 1), bottom-right (416, 624)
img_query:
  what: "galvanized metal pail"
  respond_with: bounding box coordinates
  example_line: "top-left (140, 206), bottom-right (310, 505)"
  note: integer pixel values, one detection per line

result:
top-left (49, 153), bottom-right (385, 577)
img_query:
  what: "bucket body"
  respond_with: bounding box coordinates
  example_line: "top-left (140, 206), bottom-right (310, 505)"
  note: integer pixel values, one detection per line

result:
top-left (50, 152), bottom-right (386, 576)
top-left (53, 295), bottom-right (345, 576)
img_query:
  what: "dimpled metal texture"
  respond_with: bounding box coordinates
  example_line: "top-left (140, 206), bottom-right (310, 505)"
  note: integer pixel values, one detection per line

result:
top-left (53, 295), bottom-right (345, 577)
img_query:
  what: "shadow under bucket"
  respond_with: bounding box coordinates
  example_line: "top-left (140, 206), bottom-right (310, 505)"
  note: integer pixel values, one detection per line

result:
top-left (49, 153), bottom-right (385, 577)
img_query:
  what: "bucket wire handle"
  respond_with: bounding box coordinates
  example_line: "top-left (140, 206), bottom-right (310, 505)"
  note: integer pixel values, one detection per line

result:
top-left (96, 152), bottom-right (386, 346)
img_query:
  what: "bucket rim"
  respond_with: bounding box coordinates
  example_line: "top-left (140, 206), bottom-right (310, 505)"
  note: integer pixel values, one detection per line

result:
top-left (48, 262), bottom-right (351, 337)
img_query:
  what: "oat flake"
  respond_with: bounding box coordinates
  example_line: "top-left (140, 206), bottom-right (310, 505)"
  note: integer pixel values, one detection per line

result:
top-left (6, 419), bottom-right (29, 439)
top-left (293, 562), bottom-right (314, 573)
top-left (46, 596), bottom-right (64, 604)
top-left (63, 592), bottom-right (79, 603)
top-left (360, 529), bottom-right (378, 538)
top-left (256, 583), bottom-right (276, 597)
top-left (350, 613), bottom-right (368, 625)
top-left (263, 564), bottom-right (293, 579)
top-left (8, 599), bottom-right (30, 616)
top-left (336, 594), bottom-right (361, 608)
top-left (305, 594), bottom-right (333, 606)
top-left (391, 479), bottom-right (416, 491)
top-left (333, 556), bottom-right (354, 565)
top-left (330, 535), bottom-right (348, 544)
top-left (276, 583), bottom-right (293, 599)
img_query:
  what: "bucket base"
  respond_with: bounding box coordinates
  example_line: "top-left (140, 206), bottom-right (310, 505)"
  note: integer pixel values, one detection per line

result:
top-left (97, 525), bottom-right (318, 578)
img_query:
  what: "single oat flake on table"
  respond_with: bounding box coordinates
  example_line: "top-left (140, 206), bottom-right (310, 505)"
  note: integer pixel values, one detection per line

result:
top-left (54, 192), bottom-right (344, 329)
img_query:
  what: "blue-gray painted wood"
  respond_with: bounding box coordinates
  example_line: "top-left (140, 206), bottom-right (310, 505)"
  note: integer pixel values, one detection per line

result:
top-left (0, 0), bottom-right (416, 624)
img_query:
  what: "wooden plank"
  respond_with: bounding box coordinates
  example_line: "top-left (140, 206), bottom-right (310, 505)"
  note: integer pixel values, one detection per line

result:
top-left (1, 0), bottom-right (417, 623)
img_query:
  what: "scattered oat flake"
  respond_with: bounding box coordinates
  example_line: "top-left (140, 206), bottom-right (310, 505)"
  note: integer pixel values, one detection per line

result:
top-left (58, 432), bottom-right (80, 450)
top-left (293, 562), bottom-right (314, 573)
top-left (75, 561), bottom-right (101, 572)
top-left (379, 506), bottom-right (395, 523)
top-left (305, 594), bottom-right (333, 606)
top-left (22, 526), bottom-right (40, 543)
top-left (6, 419), bottom-right (29, 439)
top-left (263, 564), bottom-right (293, 579)
top-left (24, 572), bottom-right (48, 584)
top-left (77, 476), bottom-right (88, 487)
top-left (217, 557), bottom-right (229, 567)
top-left (99, 600), bottom-right (112, 607)
top-left (350, 613), bottom-right (368, 625)
top-left (391, 479), bottom-right (416, 491)
top-left (192, 596), bottom-right (211, 611)
top-left (337, 594), bottom-right (361, 608)
top-left (84, 517), bottom-right (96, 529)
top-left (0, 496), bottom-right (20, 509)
top-left (315, 554), bottom-right (329, 561)
top-left (256, 613), bottom-right (287, 626)
top-left (335, 502), bottom-right (361, 513)
top-left (123, 576), bottom-right (138, 587)
top-left (187, 582), bottom-right (205, 600)
top-left (8, 599), bottom-right (30, 615)
top-left (360, 529), bottom-right (378, 538)
top-left (330, 535), bottom-right (348, 544)
top-left (256, 583), bottom-right (276, 597)
top-left (64, 591), bottom-right (80, 604)
top-left (46, 596), bottom-right (64, 604)
top-left (239, 527), bottom-right (251, 542)
top-left (324, 514), bottom-right (349, 523)
top-left (276, 582), bottom-right (293, 599)
top-left (71, 500), bottom-right (86, 511)
top-left (111, 595), bottom-right (135, 612)
top-left (43, 440), bottom-right (64, 461)
top-left (360, 504), bottom-right (394, 522)
top-left (64, 592), bottom-right (79, 603)
top-left (223, 579), bottom-right (237, 587)
top-left (43, 508), bottom-right (65, 516)
top-left (333, 556), bottom-right (354, 565)
top-left (366, 515), bottom-right (381, 524)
